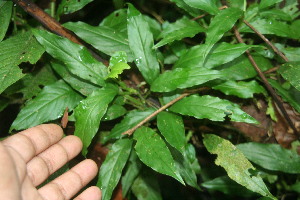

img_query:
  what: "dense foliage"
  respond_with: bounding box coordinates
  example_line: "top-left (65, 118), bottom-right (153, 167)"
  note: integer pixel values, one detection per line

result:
top-left (1, 0), bottom-right (300, 199)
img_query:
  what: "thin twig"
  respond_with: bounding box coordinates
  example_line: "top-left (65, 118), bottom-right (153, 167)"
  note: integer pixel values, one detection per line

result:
top-left (243, 20), bottom-right (289, 62)
top-left (12, 0), bottom-right (108, 65)
top-left (122, 87), bottom-right (208, 136)
top-left (191, 5), bottom-right (228, 21)
top-left (233, 27), bottom-right (299, 137)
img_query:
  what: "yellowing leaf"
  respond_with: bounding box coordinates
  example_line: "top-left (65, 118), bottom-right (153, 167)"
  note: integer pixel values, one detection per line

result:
top-left (203, 134), bottom-right (276, 199)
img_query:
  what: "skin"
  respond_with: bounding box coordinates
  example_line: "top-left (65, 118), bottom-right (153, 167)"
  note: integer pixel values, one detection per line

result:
top-left (0, 124), bottom-right (101, 200)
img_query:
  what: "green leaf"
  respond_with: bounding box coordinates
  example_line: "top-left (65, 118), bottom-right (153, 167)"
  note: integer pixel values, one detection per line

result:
top-left (259, 0), bottom-right (283, 9)
top-left (131, 170), bottom-right (163, 200)
top-left (57, 0), bottom-right (93, 16)
top-left (74, 84), bottom-right (118, 156)
top-left (0, 1), bottom-right (12, 41)
top-left (0, 31), bottom-right (45, 94)
top-left (51, 61), bottom-right (100, 96)
top-left (170, 95), bottom-right (258, 123)
top-left (278, 62), bottom-right (300, 91)
top-left (0, 65), bottom-right (25, 95)
top-left (103, 108), bottom-right (156, 143)
top-left (16, 65), bottom-right (57, 99)
top-left (64, 22), bottom-right (134, 62)
top-left (203, 8), bottom-right (243, 61)
top-left (220, 55), bottom-right (273, 80)
top-left (237, 142), bottom-right (300, 174)
top-left (203, 134), bottom-right (276, 199)
top-left (157, 111), bottom-right (186, 153)
top-left (134, 126), bottom-right (184, 184)
top-left (97, 138), bottom-right (133, 200)
top-left (275, 44), bottom-right (300, 61)
top-left (168, 0), bottom-right (203, 17)
top-left (259, 9), bottom-right (293, 21)
top-left (33, 29), bottom-right (108, 86)
top-left (174, 43), bottom-right (259, 69)
top-left (122, 151), bottom-right (142, 197)
top-left (106, 51), bottom-right (131, 79)
top-left (154, 17), bottom-right (205, 48)
top-left (170, 146), bottom-right (200, 189)
top-left (127, 4), bottom-right (160, 84)
top-left (183, 0), bottom-right (219, 15)
top-left (201, 176), bottom-right (255, 197)
top-left (227, 0), bottom-right (246, 11)
top-left (103, 104), bottom-right (127, 121)
top-left (240, 18), bottom-right (297, 39)
top-left (100, 9), bottom-right (127, 33)
top-left (268, 79), bottom-right (300, 113)
top-left (151, 67), bottom-right (221, 92)
top-left (11, 80), bottom-right (83, 131)
top-left (212, 80), bottom-right (266, 99)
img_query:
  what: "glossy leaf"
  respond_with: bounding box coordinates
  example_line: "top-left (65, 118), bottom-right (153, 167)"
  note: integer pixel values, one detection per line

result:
top-left (260, 9), bottom-right (292, 21)
top-left (203, 8), bottom-right (243, 61)
top-left (174, 43), bottom-right (258, 69)
top-left (127, 4), bottom-right (160, 84)
top-left (97, 138), bottom-right (133, 200)
top-left (57, 0), bottom-right (93, 16)
top-left (33, 29), bottom-right (108, 86)
top-left (64, 22), bottom-right (134, 61)
top-left (154, 17), bottom-right (205, 48)
top-left (74, 84), bottom-right (118, 156)
top-left (151, 67), bottom-right (221, 92)
top-left (268, 79), bottom-right (300, 113)
top-left (134, 126), bottom-right (184, 184)
top-left (201, 176), bottom-right (255, 197)
top-left (183, 0), bottom-right (219, 15)
top-left (237, 142), bottom-right (300, 174)
top-left (170, 95), bottom-right (258, 123)
top-left (122, 151), bottom-right (142, 197)
top-left (103, 108), bottom-right (156, 143)
top-left (220, 55), bottom-right (273, 80)
top-left (51, 61), bottom-right (100, 96)
top-left (240, 18), bottom-right (297, 39)
top-left (157, 111), bottom-right (186, 153)
top-left (0, 1), bottom-right (12, 41)
top-left (103, 104), bottom-right (127, 121)
top-left (169, 0), bottom-right (202, 17)
top-left (131, 170), bottom-right (163, 200)
top-left (107, 51), bottom-right (130, 79)
top-left (203, 134), bottom-right (276, 199)
top-left (11, 80), bottom-right (83, 131)
top-left (171, 146), bottom-right (200, 189)
top-left (278, 62), bottom-right (300, 91)
top-left (213, 80), bottom-right (266, 98)
top-left (259, 0), bottom-right (283, 9)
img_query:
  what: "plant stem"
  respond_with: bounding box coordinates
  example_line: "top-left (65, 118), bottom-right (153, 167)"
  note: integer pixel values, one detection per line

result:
top-left (243, 20), bottom-right (289, 62)
top-left (191, 5), bottom-right (228, 21)
top-left (122, 87), bottom-right (208, 136)
top-left (233, 26), bottom-right (299, 137)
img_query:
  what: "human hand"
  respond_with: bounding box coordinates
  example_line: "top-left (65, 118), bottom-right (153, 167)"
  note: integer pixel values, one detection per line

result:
top-left (0, 124), bottom-right (101, 200)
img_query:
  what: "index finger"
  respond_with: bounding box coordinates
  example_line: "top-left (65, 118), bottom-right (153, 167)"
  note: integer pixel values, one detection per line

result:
top-left (2, 124), bottom-right (63, 163)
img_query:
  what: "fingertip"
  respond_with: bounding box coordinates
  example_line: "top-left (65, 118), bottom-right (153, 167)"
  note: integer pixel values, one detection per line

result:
top-left (74, 186), bottom-right (101, 200)
top-left (84, 159), bottom-right (99, 175)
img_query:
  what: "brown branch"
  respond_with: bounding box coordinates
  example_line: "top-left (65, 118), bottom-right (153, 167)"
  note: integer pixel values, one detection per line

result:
top-left (233, 26), bottom-right (299, 137)
top-left (13, 0), bottom-right (108, 65)
top-left (243, 20), bottom-right (289, 62)
top-left (122, 87), bottom-right (209, 136)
